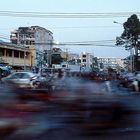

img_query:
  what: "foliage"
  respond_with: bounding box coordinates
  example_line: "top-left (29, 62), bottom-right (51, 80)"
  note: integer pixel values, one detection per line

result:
top-left (116, 14), bottom-right (140, 52)
top-left (116, 14), bottom-right (140, 71)
top-left (51, 54), bottom-right (63, 64)
top-left (68, 59), bottom-right (76, 64)
top-left (76, 59), bottom-right (81, 64)
top-left (68, 58), bottom-right (81, 64)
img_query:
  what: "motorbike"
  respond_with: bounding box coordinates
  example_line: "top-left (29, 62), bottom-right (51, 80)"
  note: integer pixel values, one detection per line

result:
top-left (32, 75), bottom-right (54, 92)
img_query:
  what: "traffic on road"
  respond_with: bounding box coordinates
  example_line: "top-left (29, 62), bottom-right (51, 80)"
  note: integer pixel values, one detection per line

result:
top-left (0, 69), bottom-right (140, 140)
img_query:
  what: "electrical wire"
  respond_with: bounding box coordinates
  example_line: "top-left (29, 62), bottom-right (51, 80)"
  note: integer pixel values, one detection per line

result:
top-left (35, 42), bottom-right (119, 47)
top-left (0, 36), bottom-right (10, 41)
top-left (0, 11), bottom-right (139, 18)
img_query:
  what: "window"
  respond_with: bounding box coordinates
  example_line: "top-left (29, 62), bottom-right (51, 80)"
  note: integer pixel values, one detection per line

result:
top-left (21, 73), bottom-right (30, 79)
top-left (6, 49), bottom-right (12, 57)
top-left (14, 50), bottom-right (19, 58)
top-left (20, 51), bottom-right (24, 58)
top-left (82, 55), bottom-right (86, 58)
top-left (83, 59), bottom-right (86, 62)
top-left (10, 73), bottom-right (21, 79)
top-left (0, 48), bottom-right (4, 56)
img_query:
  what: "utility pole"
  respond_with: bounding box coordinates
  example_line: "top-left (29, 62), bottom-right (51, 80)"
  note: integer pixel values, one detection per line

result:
top-left (130, 48), bottom-right (133, 72)
top-left (24, 51), bottom-right (26, 71)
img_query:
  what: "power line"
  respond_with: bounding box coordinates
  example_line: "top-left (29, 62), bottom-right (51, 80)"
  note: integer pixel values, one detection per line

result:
top-left (0, 11), bottom-right (139, 18)
top-left (0, 33), bottom-right (10, 38)
top-left (35, 39), bottom-right (115, 45)
top-left (35, 43), bottom-right (119, 47)
top-left (34, 38), bottom-right (127, 48)
top-left (0, 34), bottom-right (122, 48)
top-left (59, 40), bottom-right (115, 43)
top-left (0, 36), bottom-right (10, 41)
top-left (49, 25), bottom-right (120, 29)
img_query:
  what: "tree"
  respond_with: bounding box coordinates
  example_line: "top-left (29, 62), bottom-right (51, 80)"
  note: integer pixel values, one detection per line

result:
top-left (68, 59), bottom-right (76, 65)
top-left (51, 54), bottom-right (63, 64)
top-left (76, 59), bottom-right (81, 64)
top-left (116, 14), bottom-right (140, 71)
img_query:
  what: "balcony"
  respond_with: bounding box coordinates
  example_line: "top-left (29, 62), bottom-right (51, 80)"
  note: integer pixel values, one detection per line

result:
top-left (2, 56), bottom-right (31, 66)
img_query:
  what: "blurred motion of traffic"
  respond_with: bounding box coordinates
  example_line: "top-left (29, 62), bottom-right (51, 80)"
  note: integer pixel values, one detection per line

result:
top-left (1, 2), bottom-right (140, 139)
top-left (0, 62), bottom-right (140, 140)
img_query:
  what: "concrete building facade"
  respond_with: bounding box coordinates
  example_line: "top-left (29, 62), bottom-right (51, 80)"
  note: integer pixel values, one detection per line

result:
top-left (10, 26), bottom-right (53, 67)
top-left (0, 42), bottom-right (35, 70)
top-left (80, 52), bottom-right (94, 71)
top-left (98, 57), bottom-right (125, 71)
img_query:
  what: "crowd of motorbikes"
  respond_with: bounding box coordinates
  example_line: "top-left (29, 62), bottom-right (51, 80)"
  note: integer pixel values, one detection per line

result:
top-left (118, 72), bottom-right (140, 92)
top-left (0, 69), bottom-right (138, 139)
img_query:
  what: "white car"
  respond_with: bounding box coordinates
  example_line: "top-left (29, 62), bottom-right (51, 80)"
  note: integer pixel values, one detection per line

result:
top-left (1, 71), bottom-right (37, 88)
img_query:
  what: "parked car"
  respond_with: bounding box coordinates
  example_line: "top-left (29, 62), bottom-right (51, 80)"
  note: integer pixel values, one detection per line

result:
top-left (1, 71), bottom-right (37, 88)
top-left (0, 66), bottom-right (11, 78)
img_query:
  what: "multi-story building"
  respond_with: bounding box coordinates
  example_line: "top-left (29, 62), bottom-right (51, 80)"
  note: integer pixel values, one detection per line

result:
top-left (0, 41), bottom-right (35, 70)
top-left (10, 26), bottom-right (53, 67)
top-left (98, 57), bottom-right (125, 71)
top-left (80, 52), bottom-right (94, 71)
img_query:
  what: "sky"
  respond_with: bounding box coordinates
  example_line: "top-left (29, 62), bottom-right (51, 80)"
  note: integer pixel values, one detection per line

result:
top-left (0, 0), bottom-right (140, 58)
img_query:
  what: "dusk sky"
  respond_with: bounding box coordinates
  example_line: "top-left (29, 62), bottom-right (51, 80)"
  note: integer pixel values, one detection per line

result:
top-left (0, 0), bottom-right (140, 58)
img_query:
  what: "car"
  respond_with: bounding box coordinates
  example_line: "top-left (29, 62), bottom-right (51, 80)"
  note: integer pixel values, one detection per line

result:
top-left (0, 66), bottom-right (11, 77)
top-left (1, 71), bottom-right (37, 88)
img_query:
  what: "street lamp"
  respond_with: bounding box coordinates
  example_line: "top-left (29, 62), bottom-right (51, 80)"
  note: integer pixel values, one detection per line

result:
top-left (113, 21), bottom-right (123, 25)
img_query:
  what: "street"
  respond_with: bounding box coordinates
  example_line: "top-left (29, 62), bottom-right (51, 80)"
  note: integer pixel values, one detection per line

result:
top-left (0, 76), bottom-right (140, 140)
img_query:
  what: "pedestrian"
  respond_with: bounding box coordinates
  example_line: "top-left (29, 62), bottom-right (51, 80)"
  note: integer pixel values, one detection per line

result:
top-left (58, 69), bottom-right (63, 78)
top-left (132, 80), bottom-right (139, 92)
top-left (104, 77), bottom-right (112, 93)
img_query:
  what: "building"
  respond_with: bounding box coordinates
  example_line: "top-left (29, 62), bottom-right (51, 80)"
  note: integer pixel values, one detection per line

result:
top-left (98, 57), bottom-right (125, 72)
top-left (81, 52), bottom-right (94, 67)
top-left (0, 41), bottom-right (35, 70)
top-left (80, 52), bottom-right (94, 71)
top-left (10, 26), bottom-right (53, 67)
